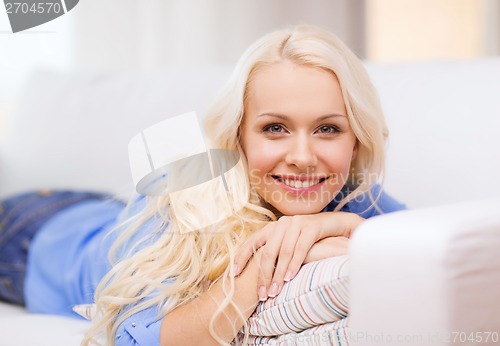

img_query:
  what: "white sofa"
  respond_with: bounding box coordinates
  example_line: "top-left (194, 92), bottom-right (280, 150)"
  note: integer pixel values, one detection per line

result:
top-left (1, 60), bottom-right (500, 345)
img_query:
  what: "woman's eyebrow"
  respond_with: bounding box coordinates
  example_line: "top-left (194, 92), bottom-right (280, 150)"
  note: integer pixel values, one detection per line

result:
top-left (257, 113), bottom-right (347, 120)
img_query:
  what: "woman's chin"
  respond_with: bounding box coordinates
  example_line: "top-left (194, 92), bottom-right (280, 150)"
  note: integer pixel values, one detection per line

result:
top-left (270, 201), bottom-right (327, 216)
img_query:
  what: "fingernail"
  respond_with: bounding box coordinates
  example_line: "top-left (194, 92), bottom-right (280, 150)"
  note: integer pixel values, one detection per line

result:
top-left (284, 270), bottom-right (293, 282)
top-left (268, 282), bottom-right (278, 297)
top-left (258, 286), bottom-right (267, 301)
top-left (232, 264), bottom-right (239, 276)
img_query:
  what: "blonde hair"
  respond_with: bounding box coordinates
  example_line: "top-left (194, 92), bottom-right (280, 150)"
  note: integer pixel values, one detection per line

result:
top-left (83, 24), bottom-right (387, 345)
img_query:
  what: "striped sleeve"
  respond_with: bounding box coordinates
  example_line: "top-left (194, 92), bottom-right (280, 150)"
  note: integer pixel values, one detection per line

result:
top-left (245, 318), bottom-right (350, 346)
top-left (247, 256), bottom-right (349, 336)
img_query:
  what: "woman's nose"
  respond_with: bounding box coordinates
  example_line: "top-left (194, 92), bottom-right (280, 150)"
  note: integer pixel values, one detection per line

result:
top-left (284, 134), bottom-right (317, 170)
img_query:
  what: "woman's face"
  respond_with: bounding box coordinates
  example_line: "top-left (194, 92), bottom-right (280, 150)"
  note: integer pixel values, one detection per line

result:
top-left (240, 60), bottom-right (358, 216)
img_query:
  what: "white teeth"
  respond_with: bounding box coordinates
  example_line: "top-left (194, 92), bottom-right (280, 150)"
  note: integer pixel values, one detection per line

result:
top-left (279, 178), bottom-right (322, 189)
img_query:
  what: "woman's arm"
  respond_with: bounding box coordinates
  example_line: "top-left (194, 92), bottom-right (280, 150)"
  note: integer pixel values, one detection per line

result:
top-left (303, 236), bottom-right (349, 263)
top-left (160, 253), bottom-right (262, 346)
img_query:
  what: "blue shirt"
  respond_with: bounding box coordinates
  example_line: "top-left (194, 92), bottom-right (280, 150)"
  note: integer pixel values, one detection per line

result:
top-left (322, 184), bottom-right (406, 216)
top-left (25, 199), bottom-right (124, 316)
top-left (25, 186), bottom-right (405, 345)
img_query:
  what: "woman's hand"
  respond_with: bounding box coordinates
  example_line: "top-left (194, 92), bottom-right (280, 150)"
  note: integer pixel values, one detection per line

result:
top-left (233, 211), bottom-right (363, 301)
top-left (304, 236), bottom-right (349, 263)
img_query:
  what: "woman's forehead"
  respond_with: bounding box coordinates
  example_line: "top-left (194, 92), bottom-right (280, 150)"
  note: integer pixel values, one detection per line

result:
top-left (243, 61), bottom-right (346, 120)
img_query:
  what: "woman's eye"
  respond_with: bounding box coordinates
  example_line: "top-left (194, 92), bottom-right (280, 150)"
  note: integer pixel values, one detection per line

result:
top-left (263, 124), bottom-right (285, 133)
top-left (317, 125), bottom-right (340, 134)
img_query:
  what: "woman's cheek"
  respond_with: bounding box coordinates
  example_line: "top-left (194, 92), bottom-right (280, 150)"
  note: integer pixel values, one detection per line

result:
top-left (320, 146), bottom-right (354, 177)
top-left (249, 141), bottom-right (282, 170)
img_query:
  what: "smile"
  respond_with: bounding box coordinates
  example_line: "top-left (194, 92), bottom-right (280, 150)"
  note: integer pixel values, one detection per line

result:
top-left (272, 175), bottom-right (327, 189)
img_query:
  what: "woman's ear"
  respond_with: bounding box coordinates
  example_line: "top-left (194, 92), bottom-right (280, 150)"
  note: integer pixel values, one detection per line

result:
top-left (237, 127), bottom-right (241, 144)
top-left (351, 140), bottom-right (359, 161)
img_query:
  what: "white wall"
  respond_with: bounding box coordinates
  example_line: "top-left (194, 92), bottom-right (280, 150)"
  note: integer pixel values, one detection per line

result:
top-left (2, 0), bottom-right (499, 138)
top-left (71, 0), bottom-right (365, 71)
top-left (0, 6), bottom-right (73, 135)
top-left (0, 0), bottom-right (365, 136)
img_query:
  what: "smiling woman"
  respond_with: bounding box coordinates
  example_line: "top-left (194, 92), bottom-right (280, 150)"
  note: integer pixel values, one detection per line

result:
top-left (0, 24), bottom-right (406, 346)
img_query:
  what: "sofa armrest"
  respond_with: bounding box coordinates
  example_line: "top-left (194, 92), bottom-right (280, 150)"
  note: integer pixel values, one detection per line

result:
top-left (348, 198), bottom-right (500, 346)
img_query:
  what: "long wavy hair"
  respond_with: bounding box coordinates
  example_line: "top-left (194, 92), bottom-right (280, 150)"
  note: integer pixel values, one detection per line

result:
top-left (83, 24), bottom-right (388, 345)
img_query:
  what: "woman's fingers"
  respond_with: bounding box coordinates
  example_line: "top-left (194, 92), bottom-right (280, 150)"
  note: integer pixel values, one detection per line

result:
top-left (233, 227), bottom-right (268, 276)
top-left (280, 231), bottom-right (316, 283)
top-left (267, 217), bottom-right (302, 297)
top-left (255, 223), bottom-right (286, 300)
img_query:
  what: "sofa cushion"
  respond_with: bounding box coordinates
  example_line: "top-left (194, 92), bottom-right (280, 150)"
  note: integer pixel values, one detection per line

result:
top-left (0, 302), bottom-right (89, 346)
top-left (0, 67), bottom-right (231, 199)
